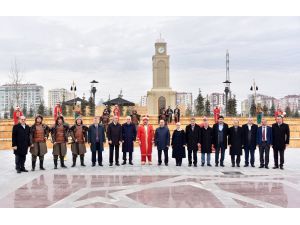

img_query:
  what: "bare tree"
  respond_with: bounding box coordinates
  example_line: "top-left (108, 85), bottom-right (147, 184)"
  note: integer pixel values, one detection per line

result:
top-left (9, 58), bottom-right (23, 107)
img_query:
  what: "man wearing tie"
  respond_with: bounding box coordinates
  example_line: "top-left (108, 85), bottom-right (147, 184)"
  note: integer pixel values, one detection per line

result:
top-left (212, 116), bottom-right (229, 167)
top-left (256, 118), bottom-right (272, 169)
top-left (88, 117), bottom-right (106, 167)
top-left (242, 117), bottom-right (258, 167)
top-left (272, 115), bottom-right (290, 170)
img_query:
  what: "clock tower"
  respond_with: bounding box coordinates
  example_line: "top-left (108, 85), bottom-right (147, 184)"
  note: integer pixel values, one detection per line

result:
top-left (147, 37), bottom-right (176, 115)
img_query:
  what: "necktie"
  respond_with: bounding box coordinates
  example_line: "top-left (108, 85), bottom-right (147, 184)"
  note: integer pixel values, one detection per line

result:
top-left (262, 127), bottom-right (266, 141)
top-left (95, 125), bottom-right (99, 142)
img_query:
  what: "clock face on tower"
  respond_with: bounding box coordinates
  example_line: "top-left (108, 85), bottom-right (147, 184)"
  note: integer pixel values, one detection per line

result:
top-left (158, 47), bottom-right (165, 54)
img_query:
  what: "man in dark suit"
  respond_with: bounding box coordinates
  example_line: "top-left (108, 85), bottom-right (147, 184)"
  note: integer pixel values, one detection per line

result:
top-left (88, 116), bottom-right (106, 167)
top-left (242, 117), bottom-right (258, 167)
top-left (212, 115), bottom-right (229, 167)
top-left (257, 118), bottom-right (272, 169)
top-left (272, 115), bottom-right (290, 170)
top-left (185, 117), bottom-right (201, 167)
top-left (228, 118), bottom-right (243, 167)
top-left (107, 115), bottom-right (122, 166)
top-left (12, 116), bottom-right (31, 173)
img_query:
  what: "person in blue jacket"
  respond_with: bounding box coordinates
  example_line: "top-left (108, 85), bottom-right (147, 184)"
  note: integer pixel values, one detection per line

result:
top-left (88, 116), bottom-right (106, 167)
top-left (155, 119), bottom-right (170, 166)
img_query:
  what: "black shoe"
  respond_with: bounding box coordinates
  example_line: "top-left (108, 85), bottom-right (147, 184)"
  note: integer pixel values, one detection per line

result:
top-left (129, 161), bottom-right (133, 165)
top-left (109, 163), bottom-right (113, 166)
top-left (259, 165), bottom-right (264, 168)
top-left (40, 160), bottom-right (45, 170)
top-left (237, 164), bottom-right (240, 167)
top-left (32, 161), bottom-right (36, 171)
top-left (165, 163), bottom-right (168, 166)
top-left (21, 168), bottom-right (28, 172)
top-left (60, 157), bottom-right (67, 168)
top-left (201, 163), bottom-right (204, 167)
top-left (194, 164), bottom-right (197, 167)
top-left (17, 170), bottom-right (21, 173)
top-left (280, 166), bottom-right (284, 170)
top-left (265, 166), bottom-right (269, 169)
top-left (215, 164), bottom-right (219, 167)
top-left (122, 161), bottom-right (126, 165)
top-left (232, 164), bottom-right (235, 167)
top-left (71, 156), bottom-right (76, 167)
top-left (92, 163), bottom-right (96, 167)
top-left (220, 164), bottom-right (225, 167)
top-left (251, 164), bottom-right (255, 167)
top-left (207, 164), bottom-right (212, 167)
top-left (80, 156), bottom-right (86, 167)
top-left (188, 164), bottom-right (192, 167)
top-left (176, 163), bottom-right (179, 166)
top-left (99, 163), bottom-right (103, 167)
top-left (116, 163), bottom-right (120, 166)
top-left (244, 164), bottom-right (249, 167)
top-left (158, 162), bottom-right (162, 166)
top-left (273, 166), bottom-right (279, 169)
top-left (54, 158), bottom-right (58, 169)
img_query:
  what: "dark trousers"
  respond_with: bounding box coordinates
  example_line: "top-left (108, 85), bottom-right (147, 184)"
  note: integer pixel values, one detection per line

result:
top-left (123, 152), bottom-right (133, 162)
top-left (92, 142), bottom-right (102, 164)
top-left (259, 142), bottom-right (270, 167)
top-left (158, 148), bottom-right (169, 164)
top-left (273, 148), bottom-right (285, 167)
top-left (109, 144), bottom-right (119, 164)
top-left (244, 146), bottom-right (256, 165)
top-left (231, 155), bottom-right (241, 166)
top-left (15, 154), bottom-right (26, 171)
top-left (168, 115), bottom-right (172, 123)
top-left (215, 144), bottom-right (225, 165)
top-left (188, 149), bottom-right (197, 165)
top-left (175, 157), bottom-right (182, 165)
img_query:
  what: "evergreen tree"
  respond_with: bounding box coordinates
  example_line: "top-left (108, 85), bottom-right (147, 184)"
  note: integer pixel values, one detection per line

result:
top-left (22, 104), bottom-right (27, 117)
top-left (285, 106), bottom-right (292, 117)
top-left (10, 105), bottom-right (14, 119)
top-left (250, 98), bottom-right (256, 117)
top-left (227, 98), bottom-right (237, 116)
top-left (48, 107), bottom-right (53, 116)
top-left (294, 110), bottom-right (299, 118)
top-left (37, 101), bottom-right (45, 116)
top-left (81, 99), bottom-right (88, 116)
top-left (195, 89), bottom-right (205, 116)
top-left (204, 99), bottom-right (211, 116)
top-left (29, 107), bottom-right (34, 118)
top-left (269, 101), bottom-right (275, 117)
top-left (185, 107), bottom-right (192, 117)
top-left (88, 96), bottom-right (95, 116)
top-left (262, 105), bottom-right (268, 116)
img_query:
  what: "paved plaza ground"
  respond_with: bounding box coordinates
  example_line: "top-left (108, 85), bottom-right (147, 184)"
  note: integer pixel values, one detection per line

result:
top-left (1, 148), bottom-right (300, 208)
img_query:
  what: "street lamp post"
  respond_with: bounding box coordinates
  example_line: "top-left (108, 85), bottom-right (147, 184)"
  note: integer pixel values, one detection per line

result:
top-left (223, 80), bottom-right (231, 116)
top-left (249, 79), bottom-right (259, 116)
top-left (70, 81), bottom-right (77, 110)
top-left (90, 80), bottom-right (99, 104)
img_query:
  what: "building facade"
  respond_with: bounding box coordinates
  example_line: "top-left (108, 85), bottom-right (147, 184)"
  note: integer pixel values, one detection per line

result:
top-left (48, 88), bottom-right (73, 110)
top-left (0, 83), bottom-right (44, 117)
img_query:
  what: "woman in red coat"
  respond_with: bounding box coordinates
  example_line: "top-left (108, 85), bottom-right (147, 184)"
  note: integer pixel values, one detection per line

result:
top-left (13, 106), bottom-right (23, 125)
top-left (137, 116), bottom-right (154, 165)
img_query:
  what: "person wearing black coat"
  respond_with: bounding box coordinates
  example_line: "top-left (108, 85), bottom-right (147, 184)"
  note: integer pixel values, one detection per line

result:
top-left (272, 116), bottom-right (290, 169)
top-left (107, 116), bottom-right (122, 166)
top-left (172, 123), bottom-right (186, 166)
top-left (242, 118), bottom-right (258, 167)
top-left (228, 119), bottom-right (243, 167)
top-left (212, 116), bottom-right (229, 167)
top-left (200, 118), bottom-right (213, 166)
top-left (12, 116), bottom-right (31, 173)
top-left (185, 118), bottom-right (201, 167)
top-left (121, 116), bottom-right (137, 165)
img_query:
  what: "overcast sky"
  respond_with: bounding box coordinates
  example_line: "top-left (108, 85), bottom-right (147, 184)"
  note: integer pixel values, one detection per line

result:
top-left (0, 17), bottom-right (299, 109)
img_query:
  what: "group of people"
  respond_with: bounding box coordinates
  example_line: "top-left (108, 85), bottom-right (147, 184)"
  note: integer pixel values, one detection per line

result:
top-left (159, 105), bottom-right (181, 124)
top-left (11, 108), bottom-right (290, 173)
